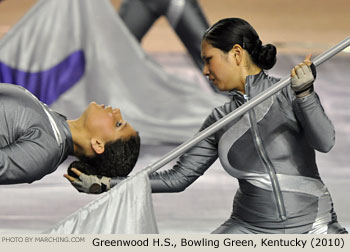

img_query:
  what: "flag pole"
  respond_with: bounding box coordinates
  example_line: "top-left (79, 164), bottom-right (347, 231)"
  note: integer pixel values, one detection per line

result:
top-left (145, 37), bottom-right (350, 175)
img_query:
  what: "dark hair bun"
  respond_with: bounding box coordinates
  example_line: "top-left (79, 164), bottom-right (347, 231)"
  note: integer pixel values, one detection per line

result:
top-left (252, 43), bottom-right (277, 70)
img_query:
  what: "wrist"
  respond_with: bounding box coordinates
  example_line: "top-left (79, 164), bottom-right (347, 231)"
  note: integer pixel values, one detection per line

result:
top-left (295, 84), bottom-right (314, 98)
top-left (101, 177), bottom-right (111, 192)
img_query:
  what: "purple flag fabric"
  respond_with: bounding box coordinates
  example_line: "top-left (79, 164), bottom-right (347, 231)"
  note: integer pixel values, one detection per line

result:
top-left (0, 50), bottom-right (85, 105)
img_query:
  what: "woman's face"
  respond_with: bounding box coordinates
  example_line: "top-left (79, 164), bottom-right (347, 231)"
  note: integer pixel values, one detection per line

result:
top-left (83, 102), bottom-right (136, 143)
top-left (201, 40), bottom-right (242, 92)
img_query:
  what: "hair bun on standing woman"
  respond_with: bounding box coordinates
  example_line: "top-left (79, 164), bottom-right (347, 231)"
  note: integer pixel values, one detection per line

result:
top-left (203, 18), bottom-right (277, 70)
top-left (250, 42), bottom-right (277, 70)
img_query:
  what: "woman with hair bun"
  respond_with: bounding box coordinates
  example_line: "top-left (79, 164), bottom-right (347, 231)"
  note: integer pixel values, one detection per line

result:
top-left (69, 18), bottom-right (346, 234)
top-left (0, 84), bottom-right (140, 194)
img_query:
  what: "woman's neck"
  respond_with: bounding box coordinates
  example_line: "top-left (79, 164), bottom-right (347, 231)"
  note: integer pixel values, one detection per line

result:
top-left (67, 119), bottom-right (90, 157)
top-left (240, 63), bottom-right (262, 92)
top-left (245, 62), bottom-right (262, 78)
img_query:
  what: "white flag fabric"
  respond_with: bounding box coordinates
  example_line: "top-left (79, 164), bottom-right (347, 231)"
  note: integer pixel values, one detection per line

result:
top-left (0, 0), bottom-right (227, 144)
top-left (45, 171), bottom-right (158, 234)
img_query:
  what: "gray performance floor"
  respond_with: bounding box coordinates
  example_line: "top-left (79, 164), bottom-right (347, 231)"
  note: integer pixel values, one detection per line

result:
top-left (0, 53), bottom-right (349, 233)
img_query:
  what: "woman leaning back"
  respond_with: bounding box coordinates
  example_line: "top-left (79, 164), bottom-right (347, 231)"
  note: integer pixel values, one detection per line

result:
top-left (67, 18), bottom-right (347, 234)
top-left (0, 84), bottom-right (140, 191)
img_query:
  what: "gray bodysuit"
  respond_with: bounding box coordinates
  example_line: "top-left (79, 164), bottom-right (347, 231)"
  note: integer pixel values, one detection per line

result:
top-left (0, 84), bottom-right (73, 184)
top-left (111, 71), bottom-right (347, 234)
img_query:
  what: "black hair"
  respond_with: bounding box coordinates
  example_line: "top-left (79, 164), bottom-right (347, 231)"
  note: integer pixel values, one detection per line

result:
top-left (68, 133), bottom-right (141, 178)
top-left (202, 18), bottom-right (276, 70)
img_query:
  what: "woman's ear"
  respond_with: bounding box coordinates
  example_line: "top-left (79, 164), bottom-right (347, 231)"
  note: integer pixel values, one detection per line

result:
top-left (229, 44), bottom-right (243, 65)
top-left (91, 138), bottom-right (105, 154)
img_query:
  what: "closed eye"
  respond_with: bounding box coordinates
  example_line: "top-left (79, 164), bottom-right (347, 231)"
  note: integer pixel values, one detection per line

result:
top-left (204, 57), bottom-right (212, 64)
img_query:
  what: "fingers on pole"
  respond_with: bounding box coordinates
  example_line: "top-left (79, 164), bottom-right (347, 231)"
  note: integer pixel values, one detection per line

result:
top-left (304, 54), bottom-right (312, 66)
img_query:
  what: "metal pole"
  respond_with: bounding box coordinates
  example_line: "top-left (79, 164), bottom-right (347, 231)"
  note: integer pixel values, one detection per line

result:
top-left (145, 37), bottom-right (350, 175)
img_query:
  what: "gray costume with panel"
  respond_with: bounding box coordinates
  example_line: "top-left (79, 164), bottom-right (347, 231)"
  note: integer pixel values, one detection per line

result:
top-left (111, 72), bottom-right (347, 233)
top-left (0, 84), bottom-right (73, 184)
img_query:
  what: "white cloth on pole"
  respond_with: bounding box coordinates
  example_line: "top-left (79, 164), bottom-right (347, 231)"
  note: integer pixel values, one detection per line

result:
top-left (45, 171), bottom-right (158, 234)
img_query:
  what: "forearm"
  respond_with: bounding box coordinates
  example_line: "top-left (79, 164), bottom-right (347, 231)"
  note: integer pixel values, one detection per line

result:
top-left (110, 172), bottom-right (198, 193)
top-left (294, 91), bottom-right (335, 152)
top-left (148, 156), bottom-right (215, 193)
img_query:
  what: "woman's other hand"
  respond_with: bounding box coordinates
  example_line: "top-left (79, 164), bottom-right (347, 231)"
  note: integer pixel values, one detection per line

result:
top-left (64, 168), bottom-right (111, 194)
top-left (291, 54), bottom-right (316, 97)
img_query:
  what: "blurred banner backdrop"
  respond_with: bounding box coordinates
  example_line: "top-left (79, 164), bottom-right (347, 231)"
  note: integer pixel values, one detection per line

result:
top-left (0, 0), bottom-right (227, 144)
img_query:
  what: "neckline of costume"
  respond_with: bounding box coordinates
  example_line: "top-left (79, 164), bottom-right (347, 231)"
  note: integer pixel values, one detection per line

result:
top-left (245, 70), bottom-right (266, 89)
top-left (228, 71), bottom-right (266, 100)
